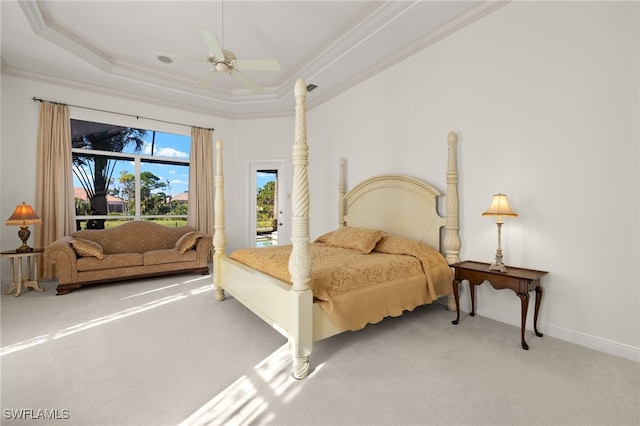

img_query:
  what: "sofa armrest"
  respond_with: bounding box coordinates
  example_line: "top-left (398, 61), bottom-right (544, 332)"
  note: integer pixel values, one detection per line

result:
top-left (44, 236), bottom-right (78, 284)
top-left (194, 234), bottom-right (213, 265)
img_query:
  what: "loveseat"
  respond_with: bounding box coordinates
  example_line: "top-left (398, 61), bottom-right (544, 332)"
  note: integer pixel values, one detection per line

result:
top-left (44, 221), bottom-right (213, 295)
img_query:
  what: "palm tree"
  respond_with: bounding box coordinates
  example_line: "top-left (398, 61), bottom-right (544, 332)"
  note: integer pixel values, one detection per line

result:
top-left (71, 119), bottom-right (147, 228)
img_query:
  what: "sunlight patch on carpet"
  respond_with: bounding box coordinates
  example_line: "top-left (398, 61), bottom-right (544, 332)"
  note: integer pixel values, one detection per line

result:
top-left (0, 283), bottom-right (213, 357)
top-left (120, 283), bottom-right (181, 299)
top-left (181, 343), bottom-right (323, 425)
top-left (54, 293), bottom-right (188, 339)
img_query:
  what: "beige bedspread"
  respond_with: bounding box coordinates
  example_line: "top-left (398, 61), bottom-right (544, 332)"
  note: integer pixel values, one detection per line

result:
top-left (228, 236), bottom-right (453, 331)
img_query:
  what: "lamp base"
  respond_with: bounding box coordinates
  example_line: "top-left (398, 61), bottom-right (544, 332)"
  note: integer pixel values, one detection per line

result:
top-left (489, 262), bottom-right (508, 273)
top-left (16, 225), bottom-right (33, 253)
top-left (490, 247), bottom-right (508, 272)
top-left (15, 244), bottom-right (34, 253)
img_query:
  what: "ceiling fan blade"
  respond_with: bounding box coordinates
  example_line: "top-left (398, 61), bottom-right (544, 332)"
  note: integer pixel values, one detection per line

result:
top-left (233, 59), bottom-right (281, 72)
top-left (152, 50), bottom-right (205, 63)
top-left (230, 70), bottom-right (264, 93)
top-left (195, 69), bottom-right (218, 88)
top-left (198, 29), bottom-right (225, 59)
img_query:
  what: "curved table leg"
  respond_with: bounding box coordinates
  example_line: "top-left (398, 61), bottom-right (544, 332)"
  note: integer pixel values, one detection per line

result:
top-left (452, 279), bottom-right (461, 325)
top-left (534, 286), bottom-right (543, 337)
top-left (469, 280), bottom-right (476, 317)
top-left (519, 292), bottom-right (530, 350)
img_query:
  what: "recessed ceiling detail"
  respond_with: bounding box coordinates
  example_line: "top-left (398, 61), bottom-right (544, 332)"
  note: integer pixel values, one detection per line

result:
top-left (2, 1), bottom-right (507, 118)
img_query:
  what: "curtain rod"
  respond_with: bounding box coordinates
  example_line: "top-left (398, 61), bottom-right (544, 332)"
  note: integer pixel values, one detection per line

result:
top-left (31, 97), bottom-right (215, 132)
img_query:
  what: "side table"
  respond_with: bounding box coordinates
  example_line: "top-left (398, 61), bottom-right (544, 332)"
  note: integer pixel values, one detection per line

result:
top-left (451, 261), bottom-right (548, 350)
top-left (1, 249), bottom-right (45, 297)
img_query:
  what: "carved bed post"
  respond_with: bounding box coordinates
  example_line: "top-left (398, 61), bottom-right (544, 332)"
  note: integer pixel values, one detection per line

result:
top-left (444, 131), bottom-right (461, 311)
top-left (213, 139), bottom-right (226, 302)
top-left (288, 79), bottom-right (313, 379)
top-left (338, 158), bottom-right (346, 228)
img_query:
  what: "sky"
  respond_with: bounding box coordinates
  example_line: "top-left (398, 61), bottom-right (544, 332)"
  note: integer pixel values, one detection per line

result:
top-left (73, 128), bottom-right (274, 198)
top-left (256, 171), bottom-right (276, 191)
top-left (139, 131), bottom-right (191, 196)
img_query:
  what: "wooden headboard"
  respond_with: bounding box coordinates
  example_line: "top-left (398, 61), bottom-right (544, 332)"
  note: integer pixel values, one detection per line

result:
top-left (337, 132), bottom-right (461, 264)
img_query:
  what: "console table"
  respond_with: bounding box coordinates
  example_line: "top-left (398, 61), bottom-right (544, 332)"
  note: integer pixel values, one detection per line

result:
top-left (1, 249), bottom-right (45, 297)
top-left (450, 261), bottom-right (548, 350)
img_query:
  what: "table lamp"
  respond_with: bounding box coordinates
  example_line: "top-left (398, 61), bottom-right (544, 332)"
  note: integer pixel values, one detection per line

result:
top-left (482, 193), bottom-right (517, 272)
top-left (6, 202), bottom-right (42, 253)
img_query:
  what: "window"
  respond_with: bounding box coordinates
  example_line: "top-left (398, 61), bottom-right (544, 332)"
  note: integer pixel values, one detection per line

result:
top-left (71, 119), bottom-right (190, 229)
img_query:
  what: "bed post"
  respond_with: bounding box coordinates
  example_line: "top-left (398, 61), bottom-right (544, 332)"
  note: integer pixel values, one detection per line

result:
top-left (288, 79), bottom-right (313, 379)
top-left (338, 158), bottom-right (346, 228)
top-left (213, 139), bottom-right (226, 302)
top-left (444, 131), bottom-right (461, 311)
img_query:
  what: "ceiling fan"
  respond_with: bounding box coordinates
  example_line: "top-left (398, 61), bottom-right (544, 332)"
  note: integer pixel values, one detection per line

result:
top-left (153, 28), bottom-right (280, 93)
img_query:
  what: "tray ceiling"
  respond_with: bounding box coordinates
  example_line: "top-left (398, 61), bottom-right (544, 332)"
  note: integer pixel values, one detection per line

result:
top-left (1, 1), bottom-right (506, 118)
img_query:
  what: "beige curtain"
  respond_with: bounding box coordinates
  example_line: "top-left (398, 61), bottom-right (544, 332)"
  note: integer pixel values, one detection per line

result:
top-left (188, 127), bottom-right (214, 238)
top-left (34, 102), bottom-right (76, 279)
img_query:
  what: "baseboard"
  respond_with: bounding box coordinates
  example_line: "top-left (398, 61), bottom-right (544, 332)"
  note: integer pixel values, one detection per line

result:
top-left (479, 308), bottom-right (640, 363)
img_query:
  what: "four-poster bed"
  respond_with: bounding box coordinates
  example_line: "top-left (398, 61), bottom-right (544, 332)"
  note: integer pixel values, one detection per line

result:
top-left (213, 79), bottom-right (461, 379)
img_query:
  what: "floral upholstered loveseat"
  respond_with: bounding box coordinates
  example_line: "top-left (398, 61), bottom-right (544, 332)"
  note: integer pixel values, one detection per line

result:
top-left (44, 221), bottom-right (212, 295)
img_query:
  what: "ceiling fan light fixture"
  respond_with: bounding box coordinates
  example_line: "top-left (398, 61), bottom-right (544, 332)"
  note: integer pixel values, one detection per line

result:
top-left (216, 62), bottom-right (230, 73)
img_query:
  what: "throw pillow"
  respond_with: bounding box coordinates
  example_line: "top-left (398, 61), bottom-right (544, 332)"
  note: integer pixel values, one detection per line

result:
top-left (70, 238), bottom-right (106, 259)
top-left (175, 231), bottom-right (202, 254)
top-left (314, 230), bottom-right (335, 243)
top-left (325, 226), bottom-right (385, 254)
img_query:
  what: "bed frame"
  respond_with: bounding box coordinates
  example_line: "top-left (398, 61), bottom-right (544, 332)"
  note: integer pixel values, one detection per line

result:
top-left (213, 79), bottom-right (461, 379)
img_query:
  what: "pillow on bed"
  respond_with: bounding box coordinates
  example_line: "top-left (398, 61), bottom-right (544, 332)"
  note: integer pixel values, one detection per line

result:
top-left (325, 226), bottom-right (385, 254)
top-left (314, 230), bottom-right (335, 243)
top-left (70, 238), bottom-right (106, 259)
top-left (175, 231), bottom-right (202, 254)
top-left (374, 235), bottom-right (441, 258)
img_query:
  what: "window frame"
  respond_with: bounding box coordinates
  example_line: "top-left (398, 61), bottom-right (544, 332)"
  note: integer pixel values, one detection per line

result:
top-left (70, 122), bottom-right (191, 227)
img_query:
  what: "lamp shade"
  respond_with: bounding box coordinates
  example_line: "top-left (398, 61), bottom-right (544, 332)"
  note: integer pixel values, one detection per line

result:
top-left (482, 193), bottom-right (517, 217)
top-left (6, 202), bottom-right (42, 226)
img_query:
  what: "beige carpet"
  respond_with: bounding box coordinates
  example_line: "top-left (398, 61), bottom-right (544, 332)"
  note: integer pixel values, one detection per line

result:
top-left (1, 270), bottom-right (638, 426)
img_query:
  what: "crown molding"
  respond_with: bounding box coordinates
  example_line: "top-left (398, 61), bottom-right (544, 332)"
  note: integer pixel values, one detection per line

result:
top-left (11, 0), bottom-right (508, 118)
top-left (2, 65), bottom-right (297, 121)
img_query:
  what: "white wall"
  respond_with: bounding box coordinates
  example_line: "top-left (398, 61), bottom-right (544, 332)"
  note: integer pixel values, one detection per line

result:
top-left (1, 1), bottom-right (637, 360)
top-left (306, 1), bottom-right (639, 360)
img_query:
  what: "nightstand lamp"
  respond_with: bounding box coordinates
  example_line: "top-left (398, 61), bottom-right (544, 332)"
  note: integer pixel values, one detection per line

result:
top-left (6, 202), bottom-right (42, 253)
top-left (482, 193), bottom-right (517, 272)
